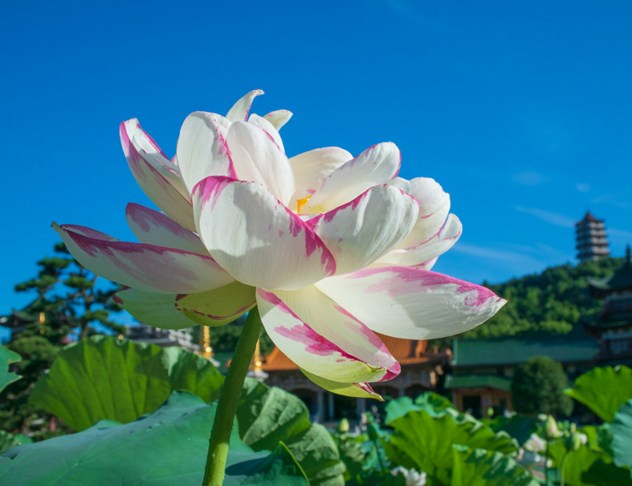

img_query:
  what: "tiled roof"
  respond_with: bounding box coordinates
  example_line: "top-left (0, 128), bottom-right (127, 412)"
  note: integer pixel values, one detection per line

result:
top-left (453, 333), bottom-right (599, 367)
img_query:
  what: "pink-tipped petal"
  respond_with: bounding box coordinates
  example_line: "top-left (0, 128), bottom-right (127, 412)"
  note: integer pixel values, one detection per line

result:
top-left (309, 185), bottom-right (419, 275)
top-left (316, 266), bottom-right (507, 340)
top-left (126, 203), bottom-right (208, 254)
top-left (176, 112), bottom-right (234, 194)
top-left (226, 89), bottom-right (264, 122)
top-left (375, 214), bottom-right (462, 268)
top-left (192, 177), bottom-right (335, 290)
top-left (257, 287), bottom-right (399, 383)
top-left (53, 223), bottom-right (233, 294)
top-left (263, 109), bottom-right (293, 130)
top-left (120, 119), bottom-right (195, 230)
top-left (226, 121), bottom-right (295, 205)
top-left (305, 142), bottom-right (401, 213)
top-left (289, 147), bottom-right (353, 210)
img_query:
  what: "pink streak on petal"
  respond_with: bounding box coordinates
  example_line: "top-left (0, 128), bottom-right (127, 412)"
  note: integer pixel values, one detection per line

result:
top-left (259, 290), bottom-right (361, 362)
top-left (194, 176), bottom-right (237, 211)
top-left (348, 266), bottom-right (503, 308)
top-left (126, 203), bottom-right (193, 237)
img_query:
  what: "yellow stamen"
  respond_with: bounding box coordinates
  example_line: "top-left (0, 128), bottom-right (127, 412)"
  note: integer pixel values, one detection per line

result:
top-left (296, 196), bottom-right (311, 214)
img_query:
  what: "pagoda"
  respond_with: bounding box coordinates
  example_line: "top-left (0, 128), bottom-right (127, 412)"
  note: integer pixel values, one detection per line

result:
top-left (586, 246), bottom-right (632, 364)
top-left (575, 211), bottom-right (609, 262)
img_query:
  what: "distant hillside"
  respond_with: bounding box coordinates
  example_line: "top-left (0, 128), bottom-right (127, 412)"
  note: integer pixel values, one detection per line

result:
top-left (462, 257), bottom-right (624, 339)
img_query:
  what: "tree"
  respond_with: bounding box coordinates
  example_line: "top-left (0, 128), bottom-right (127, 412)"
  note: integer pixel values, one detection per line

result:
top-left (1, 242), bottom-right (123, 437)
top-left (511, 356), bottom-right (573, 417)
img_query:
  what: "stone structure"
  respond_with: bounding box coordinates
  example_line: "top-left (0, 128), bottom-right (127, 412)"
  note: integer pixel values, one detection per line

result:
top-left (576, 211), bottom-right (609, 262)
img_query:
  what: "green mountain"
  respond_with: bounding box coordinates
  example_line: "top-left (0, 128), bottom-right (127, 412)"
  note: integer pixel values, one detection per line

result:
top-left (462, 257), bottom-right (625, 339)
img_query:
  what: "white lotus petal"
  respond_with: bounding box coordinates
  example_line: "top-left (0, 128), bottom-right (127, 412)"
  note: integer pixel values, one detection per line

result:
top-left (54, 223), bottom-right (233, 294)
top-left (126, 203), bottom-right (208, 254)
top-left (226, 89), bottom-right (264, 122)
top-left (310, 185), bottom-right (418, 274)
top-left (248, 114), bottom-right (285, 153)
top-left (263, 109), bottom-right (293, 130)
top-left (176, 112), bottom-right (234, 194)
top-left (257, 287), bottom-right (399, 383)
top-left (192, 177), bottom-right (335, 290)
top-left (120, 119), bottom-right (195, 230)
top-left (113, 289), bottom-right (196, 330)
top-left (397, 177), bottom-right (451, 249)
top-left (305, 142), bottom-right (401, 214)
top-left (301, 369), bottom-right (383, 400)
top-left (289, 147), bottom-right (352, 211)
top-left (317, 266), bottom-right (507, 340)
top-left (375, 214), bottom-right (462, 268)
top-left (226, 121), bottom-right (295, 205)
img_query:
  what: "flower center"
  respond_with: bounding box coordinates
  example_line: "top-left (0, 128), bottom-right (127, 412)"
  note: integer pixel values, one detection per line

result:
top-left (296, 196), bottom-right (311, 214)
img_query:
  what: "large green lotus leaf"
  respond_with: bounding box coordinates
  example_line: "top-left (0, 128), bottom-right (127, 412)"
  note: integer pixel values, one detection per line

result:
top-left (0, 345), bottom-right (21, 393)
top-left (0, 393), bottom-right (306, 485)
top-left (383, 409), bottom-right (518, 484)
top-left (612, 399), bottom-right (632, 471)
top-left (237, 378), bottom-right (345, 485)
top-left (486, 414), bottom-right (536, 446)
top-left (548, 439), bottom-right (608, 486)
top-left (581, 459), bottom-right (632, 485)
top-left (566, 366), bottom-right (632, 422)
top-left (451, 446), bottom-right (538, 486)
top-left (29, 336), bottom-right (224, 430)
top-left (385, 392), bottom-right (455, 424)
top-left (161, 346), bottom-right (224, 403)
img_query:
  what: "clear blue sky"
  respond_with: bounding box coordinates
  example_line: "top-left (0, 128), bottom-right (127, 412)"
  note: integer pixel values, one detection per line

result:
top-left (2, 0), bottom-right (632, 313)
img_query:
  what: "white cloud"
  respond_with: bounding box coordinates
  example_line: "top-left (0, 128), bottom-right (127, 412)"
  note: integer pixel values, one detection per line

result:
top-left (512, 171), bottom-right (545, 186)
top-left (515, 206), bottom-right (575, 228)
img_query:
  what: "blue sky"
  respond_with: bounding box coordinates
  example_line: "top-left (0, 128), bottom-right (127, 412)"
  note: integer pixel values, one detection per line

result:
top-left (2, 0), bottom-right (632, 313)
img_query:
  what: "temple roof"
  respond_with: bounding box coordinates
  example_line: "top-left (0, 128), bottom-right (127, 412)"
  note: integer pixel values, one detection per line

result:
top-left (452, 333), bottom-right (598, 367)
top-left (589, 246), bottom-right (632, 295)
top-left (576, 211), bottom-right (603, 225)
top-left (262, 334), bottom-right (434, 372)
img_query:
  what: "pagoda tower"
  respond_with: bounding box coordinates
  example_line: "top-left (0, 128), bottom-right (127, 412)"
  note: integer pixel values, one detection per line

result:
top-left (586, 246), bottom-right (632, 365)
top-left (575, 211), bottom-right (609, 262)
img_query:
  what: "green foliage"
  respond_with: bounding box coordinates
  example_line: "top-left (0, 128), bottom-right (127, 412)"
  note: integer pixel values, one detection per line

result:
top-left (612, 400), bottom-right (632, 470)
top-left (0, 393), bottom-right (307, 485)
top-left (383, 407), bottom-right (518, 484)
top-left (511, 356), bottom-right (573, 416)
top-left (465, 257), bottom-right (623, 338)
top-left (484, 414), bottom-right (537, 446)
top-left (451, 446), bottom-right (538, 486)
top-left (27, 337), bottom-right (342, 484)
top-left (581, 459), bottom-right (632, 485)
top-left (29, 336), bottom-right (224, 430)
top-left (0, 431), bottom-right (31, 454)
top-left (0, 346), bottom-right (21, 393)
top-left (384, 392), bottom-right (454, 424)
top-left (237, 378), bottom-right (345, 485)
top-left (566, 366), bottom-right (632, 422)
top-left (548, 437), bottom-right (607, 486)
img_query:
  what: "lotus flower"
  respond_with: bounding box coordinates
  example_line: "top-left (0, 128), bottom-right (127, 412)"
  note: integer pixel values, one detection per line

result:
top-left (53, 90), bottom-right (506, 399)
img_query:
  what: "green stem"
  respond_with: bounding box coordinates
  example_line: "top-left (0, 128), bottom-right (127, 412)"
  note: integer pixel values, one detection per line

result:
top-left (560, 452), bottom-right (569, 486)
top-left (202, 307), bottom-right (262, 486)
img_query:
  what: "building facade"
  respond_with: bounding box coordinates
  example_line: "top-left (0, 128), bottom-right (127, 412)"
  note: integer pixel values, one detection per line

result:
top-left (262, 335), bottom-right (450, 423)
top-left (576, 211), bottom-right (610, 262)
